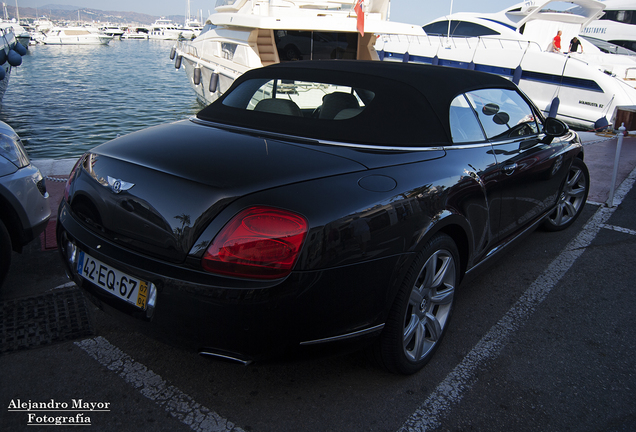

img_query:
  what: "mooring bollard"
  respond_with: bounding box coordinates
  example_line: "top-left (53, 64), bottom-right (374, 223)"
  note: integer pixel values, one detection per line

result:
top-left (607, 123), bottom-right (626, 207)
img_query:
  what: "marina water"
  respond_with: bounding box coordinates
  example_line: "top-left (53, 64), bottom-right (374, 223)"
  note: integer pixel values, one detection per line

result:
top-left (0, 40), bottom-right (202, 159)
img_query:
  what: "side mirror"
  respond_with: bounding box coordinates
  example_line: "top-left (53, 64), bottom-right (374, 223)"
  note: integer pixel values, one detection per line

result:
top-left (543, 117), bottom-right (569, 137)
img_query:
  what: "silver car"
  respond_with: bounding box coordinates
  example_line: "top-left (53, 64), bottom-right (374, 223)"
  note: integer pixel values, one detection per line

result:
top-left (0, 121), bottom-right (50, 287)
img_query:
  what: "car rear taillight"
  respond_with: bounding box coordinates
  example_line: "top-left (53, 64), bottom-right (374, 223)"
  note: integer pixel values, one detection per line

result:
top-left (202, 206), bottom-right (308, 279)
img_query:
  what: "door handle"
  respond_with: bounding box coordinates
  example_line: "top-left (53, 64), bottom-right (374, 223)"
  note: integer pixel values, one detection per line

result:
top-left (503, 163), bottom-right (518, 175)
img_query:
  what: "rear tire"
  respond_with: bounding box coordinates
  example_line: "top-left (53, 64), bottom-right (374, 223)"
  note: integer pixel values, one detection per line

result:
top-left (0, 219), bottom-right (12, 288)
top-left (377, 233), bottom-right (459, 375)
top-left (542, 158), bottom-right (589, 231)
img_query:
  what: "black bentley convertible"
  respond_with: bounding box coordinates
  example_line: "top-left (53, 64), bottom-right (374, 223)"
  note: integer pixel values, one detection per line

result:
top-left (57, 60), bottom-right (588, 374)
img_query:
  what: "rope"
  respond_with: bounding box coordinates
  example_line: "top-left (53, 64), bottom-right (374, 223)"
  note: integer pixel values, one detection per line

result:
top-left (44, 176), bottom-right (68, 183)
top-left (581, 133), bottom-right (626, 146)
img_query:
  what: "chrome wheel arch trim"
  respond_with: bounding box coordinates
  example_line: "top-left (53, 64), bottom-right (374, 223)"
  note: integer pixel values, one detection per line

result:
top-left (300, 323), bottom-right (385, 346)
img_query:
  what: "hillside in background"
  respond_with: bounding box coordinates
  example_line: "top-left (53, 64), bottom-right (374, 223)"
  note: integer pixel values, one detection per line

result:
top-left (4, 4), bottom-right (188, 25)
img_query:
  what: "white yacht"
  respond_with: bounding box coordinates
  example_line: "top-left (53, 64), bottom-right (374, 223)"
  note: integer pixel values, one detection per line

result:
top-left (99, 23), bottom-right (125, 38)
top-left (581, 0), bottom-right (636, 53)
top-left (0, 20), bottom-right (30, 48)
top-left (184, 0), bottom-right (204, 36)
top-left (38, 27), bottom-right (114, 45)
top-left (378, 0), bottom-right (636, 130)
top-left (148, 17), bottom-right (197, 40)
top-left (33, 16), bottom-right (53, 33)
top-left (173, 0), bottom-right (424, 106)
top-left (184, 18), bottom-right (203, 36)
top-left (121, 27), bottom-right (149, 40)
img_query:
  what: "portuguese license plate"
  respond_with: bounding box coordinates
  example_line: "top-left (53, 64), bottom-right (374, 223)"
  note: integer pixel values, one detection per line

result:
top-left (77, 250), bottom-right (149, 310)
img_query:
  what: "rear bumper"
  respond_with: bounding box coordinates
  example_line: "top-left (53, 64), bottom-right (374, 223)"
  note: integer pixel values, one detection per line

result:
top-left (57, 201), bottom-right (400, 361)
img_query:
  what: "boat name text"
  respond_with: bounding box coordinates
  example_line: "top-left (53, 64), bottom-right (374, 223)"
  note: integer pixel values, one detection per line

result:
top-left (582, 27), bottom-right (607, 35)
top-left (579, 100), bottom-right (604, 108)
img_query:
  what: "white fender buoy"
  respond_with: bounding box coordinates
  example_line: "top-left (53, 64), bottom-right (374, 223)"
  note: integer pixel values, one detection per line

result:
top-left (548, 96), bottom-right (560, 118)
top-left (169, 46), bottom-right (176, 60)
top-left (174, 55), bottom-right (182, 69)
top-left (7, 49), bottom-right (21, 67)
top-left (402, 52), bottom-right (410, 63)
top-left (432, 55), bottom-right (439, 66)
top-left (209, 73), bottom-right (219, 93)
top-left (14, 42), bottom-right (27, 56)
top-left (193, 67), bottom-right (201, 85)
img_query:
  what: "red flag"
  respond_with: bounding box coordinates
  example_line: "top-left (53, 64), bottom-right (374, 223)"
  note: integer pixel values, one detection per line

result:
top-left (355, 0), bottom-right (364, 37)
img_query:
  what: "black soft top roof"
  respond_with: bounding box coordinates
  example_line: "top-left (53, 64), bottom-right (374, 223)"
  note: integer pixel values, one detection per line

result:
top-left (196, 60), bottom-right (519, 147)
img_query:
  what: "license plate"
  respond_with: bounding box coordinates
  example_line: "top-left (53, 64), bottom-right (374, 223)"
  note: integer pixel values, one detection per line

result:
top-left (77, 251), bottom-right (149, 310)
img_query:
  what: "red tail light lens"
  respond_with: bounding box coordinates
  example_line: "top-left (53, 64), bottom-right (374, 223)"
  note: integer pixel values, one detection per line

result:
top-left (202, 206), bottom-right (308, 279)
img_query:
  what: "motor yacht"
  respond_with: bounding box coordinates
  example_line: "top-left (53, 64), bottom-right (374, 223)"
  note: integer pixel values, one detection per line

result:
top-left (121, 27), bottom-right (149, 40)
top-left (99, 24), bottom-right (125, 38)
top-left (33, 16), bottom-right (53, 33)
top-left (581, 0), bottom-right (635, 53)
top-left (0, 20), bottom-right (30, 48)
top-left (378, 0), bottom-right (636, 130)
top-left (173, 0), bottom-right (424, 106)
top-left (38, 27), bottom-right (114, 45)
top-left (148, 17), bottom-right (197, 40)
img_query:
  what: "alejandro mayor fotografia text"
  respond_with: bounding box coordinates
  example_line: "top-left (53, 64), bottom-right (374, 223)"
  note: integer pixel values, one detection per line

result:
top-left (8, 399), bottom-right (111, 426)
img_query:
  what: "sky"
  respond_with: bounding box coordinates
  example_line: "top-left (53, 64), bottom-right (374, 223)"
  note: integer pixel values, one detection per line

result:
top-left (17, 0), bottom-right (521, 25)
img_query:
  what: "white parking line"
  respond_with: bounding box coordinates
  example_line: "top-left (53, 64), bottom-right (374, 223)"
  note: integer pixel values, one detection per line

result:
top-left (75, 337), bottom-right (244, 432)
top-left (398, 166), bottom-right (636, 432)
top-left (601, 224), bottom-right (636, 236)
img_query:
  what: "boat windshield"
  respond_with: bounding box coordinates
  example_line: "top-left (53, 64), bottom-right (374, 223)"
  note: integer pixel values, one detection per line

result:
top-left (215, 0), bottom-right (246, 8)
top-left (216, 0), bottom-right (237, 6)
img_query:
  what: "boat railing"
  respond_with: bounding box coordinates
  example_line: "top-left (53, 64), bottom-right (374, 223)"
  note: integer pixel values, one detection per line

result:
top-left (176, 39), bottom-right (244, 81)
top-left (379, 33), bottom-right (543, 54)
top-left (178, 39), bottom-right (199, 58)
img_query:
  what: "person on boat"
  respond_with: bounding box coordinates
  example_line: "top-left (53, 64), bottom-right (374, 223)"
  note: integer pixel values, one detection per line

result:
top-left (568, 37), bottom-right (583, 53)
top-left (549, 30), bottom-right (562, 53)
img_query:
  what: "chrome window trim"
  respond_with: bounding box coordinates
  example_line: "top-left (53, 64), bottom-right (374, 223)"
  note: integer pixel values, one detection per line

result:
top-left (190, 117), bottom-right (452, 151)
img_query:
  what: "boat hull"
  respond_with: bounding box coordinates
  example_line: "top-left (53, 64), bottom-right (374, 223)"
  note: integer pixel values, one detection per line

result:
top-left (180, 55), bottom-right (242, 106)
top-left (42, 37), bottom-right (112, 45)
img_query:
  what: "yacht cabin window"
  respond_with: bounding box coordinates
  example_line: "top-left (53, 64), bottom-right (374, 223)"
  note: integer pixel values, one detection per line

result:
top-left (423, 21), bottom-right (500, 37)
top-left (274, 31), bottom-right (358, 61)
top-left (600, 10), bottom-right (636, 25)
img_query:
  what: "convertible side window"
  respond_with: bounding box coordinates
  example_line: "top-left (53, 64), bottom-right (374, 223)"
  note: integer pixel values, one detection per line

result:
top-left (449, 94), bottom-right (486, 143)
top-left (465, 89), bottom-right (540, 140)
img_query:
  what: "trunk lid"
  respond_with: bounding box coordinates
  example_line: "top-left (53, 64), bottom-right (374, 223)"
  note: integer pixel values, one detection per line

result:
top-left (69, 120), bottom-right (366, 262)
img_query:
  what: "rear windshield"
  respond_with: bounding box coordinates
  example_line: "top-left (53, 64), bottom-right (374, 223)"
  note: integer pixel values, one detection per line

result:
top-left (197, 68), bottom-right (448, 147)
top-left (222, 78), bottom-right (375, 120)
